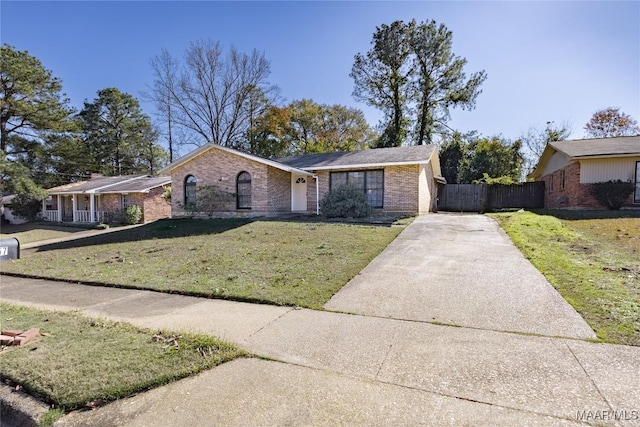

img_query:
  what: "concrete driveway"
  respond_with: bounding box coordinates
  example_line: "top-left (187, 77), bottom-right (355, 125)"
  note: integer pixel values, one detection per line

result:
top-left (325, 213), bottom-right (596, 339)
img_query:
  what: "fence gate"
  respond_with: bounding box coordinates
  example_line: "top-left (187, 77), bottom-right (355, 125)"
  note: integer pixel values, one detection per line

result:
top-left (437, 182), bottom-right (545, 212)
top-left (437, 184), bottom-right (485, 212)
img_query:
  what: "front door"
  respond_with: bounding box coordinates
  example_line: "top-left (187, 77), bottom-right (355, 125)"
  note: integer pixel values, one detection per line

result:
top-left (291, 175), bottom-right (308, 211)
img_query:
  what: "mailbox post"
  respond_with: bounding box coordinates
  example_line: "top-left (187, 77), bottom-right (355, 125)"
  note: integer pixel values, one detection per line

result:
top-left (0, 238), bottom-right (20, 261)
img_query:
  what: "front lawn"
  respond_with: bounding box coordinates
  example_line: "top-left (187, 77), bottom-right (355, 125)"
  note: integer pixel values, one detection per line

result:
top-left (490, 210), bottom-right (640, 346)
top-left (0, 303), bottom-right (245, 417)
top-left (0, 218), bottom-right (404, 309)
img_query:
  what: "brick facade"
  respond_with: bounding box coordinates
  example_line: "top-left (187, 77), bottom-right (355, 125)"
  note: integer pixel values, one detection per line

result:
top-left (268, 167), bottom-right (292, 212)
top-left (540, 161), bottom-right (638, 209)
top-left (170, 147), bottom-right (292, 218)
top-left (384, 165), bottom-right (420, 213)
top-left (166, 146), bottom-right (433, 218)
top-left (142, 186), bottom-right (171, 222)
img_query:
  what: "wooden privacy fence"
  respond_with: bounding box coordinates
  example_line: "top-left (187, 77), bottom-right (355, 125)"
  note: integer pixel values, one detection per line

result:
top-left (437, 182), bottom-right (545, 212)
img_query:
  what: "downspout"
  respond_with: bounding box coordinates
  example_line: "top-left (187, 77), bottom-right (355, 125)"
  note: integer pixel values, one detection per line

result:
top-left (314, 175), bottom-right (319, 215)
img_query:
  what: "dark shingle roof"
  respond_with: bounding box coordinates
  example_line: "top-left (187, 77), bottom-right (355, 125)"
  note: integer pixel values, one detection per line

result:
top-left (549, 135), bottom-right (640, 158)
top-left (276, 145), bottom-right (437, 169)
top-left (95, 176), bottom-right (171, 193)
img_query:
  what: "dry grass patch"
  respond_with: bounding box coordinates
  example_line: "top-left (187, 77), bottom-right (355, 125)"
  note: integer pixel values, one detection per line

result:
top-left (490, 210), bottom-right (639, 346)
top-left (0, 303), bottom-right (245, 413)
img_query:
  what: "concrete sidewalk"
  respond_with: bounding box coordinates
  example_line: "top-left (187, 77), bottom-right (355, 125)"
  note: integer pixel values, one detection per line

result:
top-left (1, 276), bottom-right (639, 426)
top-left (19, 223), bottom-right (144, 250)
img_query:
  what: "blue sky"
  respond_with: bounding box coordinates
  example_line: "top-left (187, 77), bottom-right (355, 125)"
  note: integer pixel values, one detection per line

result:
top-left (2, 1), bottom-right (639, 150)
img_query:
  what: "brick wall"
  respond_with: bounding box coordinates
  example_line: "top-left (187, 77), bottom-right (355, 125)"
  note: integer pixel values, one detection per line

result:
top-left (267, 167), bottom-right (292, 212)
top-left (170, 147), bottom-right (288, 217)
top-left (142, 186), bottom-right (171, 222)
top-left (542, 161), bottom-right (581, 208)
top-left (541, 161), bottom-right (638, 209)
top-left (384, 165), bottom-right (419, 213)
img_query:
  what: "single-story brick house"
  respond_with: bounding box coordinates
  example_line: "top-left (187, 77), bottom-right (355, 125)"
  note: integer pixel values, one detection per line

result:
top-left (157, 143), bottom-right (444, 218)
top-left (528, 135), bottom-right (640, 209)
top-left (43, 175), bottom-right (171, 223)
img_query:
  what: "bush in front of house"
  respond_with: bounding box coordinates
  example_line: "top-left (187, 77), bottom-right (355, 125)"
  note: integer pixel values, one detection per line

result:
top-left (8, 194), bottom-right (43, 221)
top-left (124, 204), bottom-right (143, 224)
top-left (320, 184), bottom-right (371, 218)
top-left (196, 185), bottom-right (236, 217)
top-left (589, 180), bottom-right (634, 210)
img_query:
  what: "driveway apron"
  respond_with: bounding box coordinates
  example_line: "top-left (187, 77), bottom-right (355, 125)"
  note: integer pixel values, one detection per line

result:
top-left (324, 213), bottom-right (596, 339)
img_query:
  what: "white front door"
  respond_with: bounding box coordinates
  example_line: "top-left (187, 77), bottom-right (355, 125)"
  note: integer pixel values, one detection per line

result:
top-left (291, 175), bottom-right (308, 211)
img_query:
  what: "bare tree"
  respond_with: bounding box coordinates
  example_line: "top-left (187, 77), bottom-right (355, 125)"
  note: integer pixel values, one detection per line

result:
top-left (520, 120), bottom-right (571, 176)
top-left (146, 49), bottom-right (179, 162)
top-left (148, 40), bottom-right (276, 152)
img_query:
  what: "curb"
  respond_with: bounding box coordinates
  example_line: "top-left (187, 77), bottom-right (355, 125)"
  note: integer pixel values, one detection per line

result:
top-left (0, 383), bottom-right (49, 427)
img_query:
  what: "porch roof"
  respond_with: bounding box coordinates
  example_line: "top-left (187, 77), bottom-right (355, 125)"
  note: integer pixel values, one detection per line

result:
top-left (94, 176), bottom-right (171, 194)
top-left (47, 175), bottom-right (169, 195)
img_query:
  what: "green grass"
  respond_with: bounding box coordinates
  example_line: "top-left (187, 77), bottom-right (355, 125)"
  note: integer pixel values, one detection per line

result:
top-left (0, 223), bottom-right (89, 244)
top-left (490, 210), bottom-right (640, 346)
top-left (0, 303), bottom-right (246, 412)
top-left (0, 218), bottom-right (404, 309)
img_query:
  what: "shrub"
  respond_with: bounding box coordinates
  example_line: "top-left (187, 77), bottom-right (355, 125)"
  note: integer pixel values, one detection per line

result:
top-left (123, 204), bottom-right (143, 224)
top-left (7, 194), bottom-right (43, 221)
top-left (320, 184), bottom-right (371, 218)
top-left (589, 180), bottom-right (634, 210)
top-left (196, 185), bottom-right (236, 217)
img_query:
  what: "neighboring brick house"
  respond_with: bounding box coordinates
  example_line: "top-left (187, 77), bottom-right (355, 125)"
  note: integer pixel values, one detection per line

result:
top-left (157, 143), bottom-right (444, 218)
top-left (43, 175), bottom-right (171, 224)
top-left (528, 136), bottom-right (640, 209)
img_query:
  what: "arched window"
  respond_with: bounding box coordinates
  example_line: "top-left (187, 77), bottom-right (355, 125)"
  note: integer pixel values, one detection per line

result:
top-left (184, 175), bottom-right (196, 208)
top-left (237, 172), bottom-right (251, 209)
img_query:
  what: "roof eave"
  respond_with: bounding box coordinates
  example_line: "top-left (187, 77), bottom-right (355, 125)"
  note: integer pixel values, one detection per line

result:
top-left (158, 143), bottom-right (313, 176)
top-left (300, 160), bottom-right (432, 171)
top-left (571, 153), bottom-right (640, 160)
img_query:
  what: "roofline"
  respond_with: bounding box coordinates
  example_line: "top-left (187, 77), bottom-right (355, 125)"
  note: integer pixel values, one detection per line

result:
top-left (571, 153), bottom-right (640, 160)
top-left (95, 180), bottom-right (172, 194)
top-left (291, 147), bottom-right (438, 171)
top-left (299, 160), bottom-right (432, 171)
top-left (86, 175), bottom-right (148, 193)
top-left (549, 140), bottom-right (640, 159)
top-left (48, 176), bottom-right (170, 195)
top-left (157, 143), bottom-right (314, 176)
